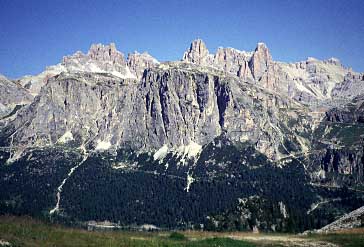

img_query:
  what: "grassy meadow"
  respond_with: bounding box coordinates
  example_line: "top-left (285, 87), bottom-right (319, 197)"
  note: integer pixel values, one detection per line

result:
top-left (0, 215), bottom-right (363, 246)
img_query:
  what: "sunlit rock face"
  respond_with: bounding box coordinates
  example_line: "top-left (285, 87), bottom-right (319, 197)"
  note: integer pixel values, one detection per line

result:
top-left (3, 63), bottom-right (301, 161)
top-left (127, 51), bottom-right (159, 79)
top-left (248, 43), bottom-right (272, 81)
top-left (2, 38), bottom-right (364, 166)
top-left (61, 43), bottom-right (131, 77)
top-left (16, 43), bottom-right (159, 96)
top-left (0, 74), bottom-right (33, 119)
top-left (182, 39), bottom-right (212, 65)
top-left (182, 39), bottom-right (361, 105)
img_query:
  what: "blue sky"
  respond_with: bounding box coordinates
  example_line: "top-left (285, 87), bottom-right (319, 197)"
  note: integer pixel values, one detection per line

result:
top-left (0, 0), bottom-right (363, 78)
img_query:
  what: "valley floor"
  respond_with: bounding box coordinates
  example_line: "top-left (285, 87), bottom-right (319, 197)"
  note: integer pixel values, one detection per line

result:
top-left (0, 216), bottom-right (363, 247)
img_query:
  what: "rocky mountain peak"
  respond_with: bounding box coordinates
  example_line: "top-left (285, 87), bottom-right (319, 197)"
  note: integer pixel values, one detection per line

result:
top-left (87, 43), bottom-right (126, 65)
top-left (248, 42), bottom-right (272, 80)
top-left (61, 42), bottom-right (133, 78)
top-left (214, 47), bottom-right (253, 79)
top-left (13, 39), bottom-right (360, 108)
top-left (19, 43), bottom-right (135, 96)
top-left (254, 42), bottom-right (271, 61)
top-left (182, 39), bottom-right (275, 83)
top-left (182, 39), bottom-right (210, 65)
top-left (256, 42), bottom-right (269, 50)
top-left (127, 51), bottom-right (159, 79)
top-left (325, 57), bottom-right (342, 67)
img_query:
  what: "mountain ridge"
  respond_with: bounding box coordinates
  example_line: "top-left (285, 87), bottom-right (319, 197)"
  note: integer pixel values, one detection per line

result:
top-left (12, 39), bottom-right (362, 99)
top-left (0, 39), bottom-right (364, 232)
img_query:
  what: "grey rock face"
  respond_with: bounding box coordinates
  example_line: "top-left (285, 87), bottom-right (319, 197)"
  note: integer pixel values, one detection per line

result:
top-left (127, 51), bottom-right (159, 79)
top-left (248, 43), bottom-right (272, 81)
top-left (317, 206), bottom-right (364, 233)
top-left (182, 40), bottom-right (359, 105)
top-left (303, 94), bottom-right (364, 185)
top-left (309, 147), bottom-right (364, 185)
top-left (62, 43), bottom-right (131, 77)
top-left (325, 95), bottom-right (364, 123)
top-left (214, 47), bottom-right (253, 80)
top-left (2, 38), bottom-right (364, 175)
top-left (182, 39), bottom-right (212, 65)
top-left (16, 39), bottom-right (358, 105)
top-left (17, 43), bottom-right (158, 96)
top-left (182, 39), bottom-right (255, 80)
top-left (3, 61), bottom-right (312, 161)
top-left (331, 72), bottom-right (364, 99)
top-left (0, 74), bottom-right (32, 118)
top-left (87, 43), bottom-right (126, 65)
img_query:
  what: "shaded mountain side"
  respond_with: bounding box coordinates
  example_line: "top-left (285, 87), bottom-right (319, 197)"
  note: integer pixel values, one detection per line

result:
top-left (0, 137), bottom-right (363, 232)
top-left (305, 96), bottom-right (364, 187)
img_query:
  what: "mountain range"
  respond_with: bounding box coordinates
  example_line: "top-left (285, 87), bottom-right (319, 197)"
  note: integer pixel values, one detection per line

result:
top-left (0, 39), bottom-right (363, 232)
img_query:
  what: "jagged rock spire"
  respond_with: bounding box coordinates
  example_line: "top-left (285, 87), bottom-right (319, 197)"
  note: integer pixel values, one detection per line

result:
top-left (248, 42), bottom-right (272, 81)
top-left (182, 39), bottom-right (210, 65)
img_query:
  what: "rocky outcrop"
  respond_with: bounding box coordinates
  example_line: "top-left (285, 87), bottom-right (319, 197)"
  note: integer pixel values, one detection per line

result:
top-left (181, 40), bottom-right (278, 90)
top-left (127, 51), bottom-right (159, 79)
top-left (87, 43), bottom-right (126, 66)
top-left (305, 95), bottom-right (364, 186)
top-left (181, 40), bottom-right (357, 104)
top-left (16, 39), bottom-right (358, 103)
top-left (2, 61), bottom-right (312, 161)
top-left (182, 39), bottom-right (257, 80)
top-left (182, 39), bottom-right (212, 65)
top-left (17, 43), bottom-right (136, 96)
top-left (318, 148), bottom-right (364, 184)
top-left (62, 43), bottom-right (133, 78)
top-left (316, 206), bottom-right (364, 233)
top-left (16, 64), bottom-right (67, 96)
top-left (325, 95), bottom-right (364, 123)
top-left (0, 74), bottom-right (32, 118)
top-left (214, 47), bottom-right (253, 80)
top-left (331, 72), bottom-right (364, 99)
top-left (248, 43), bottom-right (272, 81)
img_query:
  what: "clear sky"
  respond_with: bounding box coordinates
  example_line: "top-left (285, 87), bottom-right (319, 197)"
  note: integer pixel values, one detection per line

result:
top-left (0, 0), bottom-right (363, 78)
